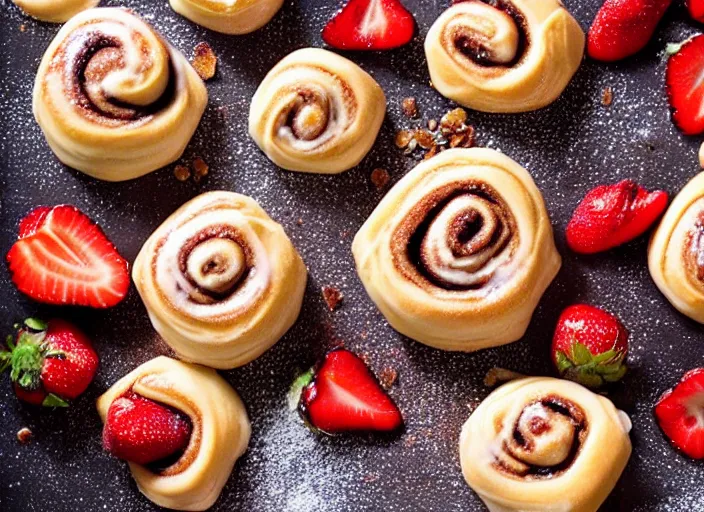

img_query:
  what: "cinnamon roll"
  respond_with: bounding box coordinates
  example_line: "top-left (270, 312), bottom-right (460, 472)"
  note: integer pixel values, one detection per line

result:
top-left (352, 148), bottom-right (561, 351)
top-left (97, 356), bottom-right (250, 511)
top-left (133, 192), bottom-right (307, 369)
top-left (170, 0), bottom-right (283, 34)
top-left (424, 0), bottom-right (584, 113)
top-left (33, 7), bottom-right (208, 182)
top-left (12, 0), bottom-right (99, 22)
top-left (460, 377), bottom-right (632, 512)
top-left (249, 48), bottom-right (386, 174)
top-left (649, 172), bottom-right (704, 323)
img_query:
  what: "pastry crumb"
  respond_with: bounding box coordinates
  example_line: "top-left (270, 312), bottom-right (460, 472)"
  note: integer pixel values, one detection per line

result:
top-left (379, 367), bottom-right (398, 389)
top-left (322, 286), bottom-right (343, 311)
top-left (370, 168), bottom-right (390, 189)
top-left (17, 427), bottom-right (32, 444)
top-left (19, 24), bottom-right (26, 32)
top-left (174, 165), bottom-right (191, 182)
top-left (192, 42), bottom-right (217, 81)
top-left (601, 86), bottom-right (613, 107)
top-left (401, 97), bottom-right (418, 118)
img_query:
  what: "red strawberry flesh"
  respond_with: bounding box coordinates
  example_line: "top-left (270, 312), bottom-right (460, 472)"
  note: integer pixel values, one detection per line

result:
top-left (655, 368), bottom-right (704, 459)
top-left (299, 348), bottom-right (403, 434)
top-left (322, 0), bottom-right (416, 51)
top-left (666, 35), bottom-right (704, 135)
top-left (587, 0), bottom-right (672, 62)
top-left (103, 392), bottom-right (192, 466)
top-left (566, 180), bottom-right (668, 254)
top-left (687, 0), bottom-right (704, 22)
top-left (6, 205), bottom-right (129, 308)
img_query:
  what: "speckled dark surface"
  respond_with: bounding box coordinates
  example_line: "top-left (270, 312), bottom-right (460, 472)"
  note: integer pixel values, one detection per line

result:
top-left (1, 0), bottom-right (704, 510)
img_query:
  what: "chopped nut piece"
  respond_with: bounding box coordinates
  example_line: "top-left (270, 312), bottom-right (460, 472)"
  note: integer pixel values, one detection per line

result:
top-left (401, 97), bottom-right (418, 118)
top-left (193, 157), bottom-right (209, 178)
top-left (17, 427), bottom-right (32, 444)
top-left (601, 86), bottom-right (613, 107)
top-left (174, 165), bottom-right (191, 182)
top-left (428, 119), bottom-right (438, 131)
top-left (192, 42), bottom-right (217, 81)
top-left (449, 133), bottom-right (465, 148)
top-left (441, 107), bottom-right (468, 132)
top-left (424, 145), bottom-right (439, 160)
top-left (403, 138), bottom-right (418, 154)
top-left (322, 286), bottom-right (343, 311)
top-left (414, 129), bottom-right (435, 149)
top-left (296, 218), bottom-right (304, 226)
top-left (395, 129), bottom-right (413, 148)
top-left (379, 367), bottom-right (398, 389)
top-left (371, 168), bottom-right (390, 189)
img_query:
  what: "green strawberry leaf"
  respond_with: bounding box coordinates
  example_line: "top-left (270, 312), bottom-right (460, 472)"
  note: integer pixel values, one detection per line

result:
top-left (24, 318), bottom-right (48, 332)
top-left (555, 351), bottom-right (574, 373)
top-left (5, 335), bottom-right (15, 351)
top-left (288, 368), bottom-right (315, 411)
top-left (42, 394), bottom-right (69, 408)
top-left (593, 349), bottom-right (620, 364)
top-left (566, 367), bottom-right (603, 389)
top-left (603, 365), bottom-right (628, 383)
top-left (10, 342), bottom-right (43, 390)
top-left (570, 342), bottom-right (593, 366)
top-left (595, 361), bottom-right (626, 375)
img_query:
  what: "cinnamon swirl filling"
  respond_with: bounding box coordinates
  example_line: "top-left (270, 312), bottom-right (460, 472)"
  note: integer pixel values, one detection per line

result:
top-left (494, 396), bottom-right (587, 480)
top-left (684, 211), bottom-right (704, 288)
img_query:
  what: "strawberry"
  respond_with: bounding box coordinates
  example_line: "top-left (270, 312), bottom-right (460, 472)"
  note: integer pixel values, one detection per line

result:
top-left (566, 180), bottom-right (668, 254)
top-left (687, 0), bottom-right (704, 22)
top-left (551, 304), bottom-right (629, 389)
top-left (322, 0), bottom-right (415, 51)
top-left (587, 0), bottom-right (672, 62)
top-left (103, 392), bottom-right (192, 465)
top-left (666, 35), bottom-right (704, 135)
top-left (294, 348), bottom-right (403, 434)
top-left (6, 205), bottom-right (129, 308)
top-left (0, 318), bottom-right (99, 407)
top-left (654, 368), bottom-right (704, 459)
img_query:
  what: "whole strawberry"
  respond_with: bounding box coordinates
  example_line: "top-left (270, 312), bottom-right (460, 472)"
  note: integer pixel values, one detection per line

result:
top-left (566, 180), bottom-right (668, 254)
top-left (551, 304), bottom-right (629, 389)
top-left (588, 0), bottom-right (673, 62)
top-left (103, 392), bottom-right (192, 465)
top-left (0, 318), bottom-right (99, 407)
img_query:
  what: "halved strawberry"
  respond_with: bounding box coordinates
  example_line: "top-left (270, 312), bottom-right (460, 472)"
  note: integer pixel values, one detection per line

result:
top-left (566, 180), bottom-right (668, 254)
top-left (103, 392), bottom-right (192, 465)
top-left (322, 0), bottom-right (416, 51)
top-left (6, 206), bottom-right (129, 308)
top-left (687, 0), bottom-right (704, 22)
top-left (295, 348), bottom-right (403, 434)
top-left (654, 368), bottom-right (704, 459)
top-left (666, 35), bottom-right (704, 135)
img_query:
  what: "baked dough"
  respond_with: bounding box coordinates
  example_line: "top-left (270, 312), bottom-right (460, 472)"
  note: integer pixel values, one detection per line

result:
top-left (170, 0), bottom-right (283, 34)
top-left (133, 192), bottom-right (307, 369)
top-left (96, 356), bottom-right (251, 511)
top-left (249, 48), bottom-right (386, 174)
top-left (12, 0), bottom-right (99, 22)
top-left (425, 0), bottom-right (584, 113)
top-left (33, 7), bottom-right (207, 181)
top-left (460, 377), bottom-right (632, 512)
top-left (649, 172), bottom-right (704, 322)
top-left (352, 148), bottom-right (561, 351)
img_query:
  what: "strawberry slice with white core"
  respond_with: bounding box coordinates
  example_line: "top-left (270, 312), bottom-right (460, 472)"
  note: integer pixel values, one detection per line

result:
top-left (322, 0), bottom-right (416, 51)
top-left (654, 368), bottom-right (704, 459)
top-left (6, 205), bottom-right (129, 308)
top-left (666, 35), bottom-right (704, 135)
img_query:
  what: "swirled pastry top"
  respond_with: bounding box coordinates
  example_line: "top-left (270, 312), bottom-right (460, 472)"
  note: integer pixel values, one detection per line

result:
top-left (96, 356), bottom-right (251, 511)
top-left (425, 0), bottom-right (584, 113)
top-left (649, 172), bottom-right (704, 323)
top-left (460, 377), bottom-right (632, 512)
top-left (133, 191), bottom-right (307, 369)
top-left (352, 148), bottom-right (561, 351)
top-left (249, 48), bottom-right (386, 174)
top-left (12, 0), bottom-right (99, 22)
top-left (170, 0), bottom-right (284, 34)
top-left (32, 7), bottom-right (207, 181)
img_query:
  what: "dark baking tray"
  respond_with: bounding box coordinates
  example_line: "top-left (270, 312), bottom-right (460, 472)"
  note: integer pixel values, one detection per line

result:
top-left (1, 0), bottom-right (704, 510)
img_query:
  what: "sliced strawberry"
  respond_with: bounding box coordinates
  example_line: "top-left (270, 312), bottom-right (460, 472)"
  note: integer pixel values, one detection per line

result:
top-left (587, 0), bottom-right (672, 62)
top-left (654, 368), bottom-right (704, 459)
top-left (687, 0), bottom-right (704, 22)
top-left (103, 392), bottom-right (192, 465)
top-left (666, 35), bottom-right (704, 135)
top-left (322, 0), bottom-right (415, 51)
top-left (297, 348), bottom-right (403, 434)
top-left (6, 205), bottom-right (129, 308)
top-left (566, 180), bottom-right (668, 254)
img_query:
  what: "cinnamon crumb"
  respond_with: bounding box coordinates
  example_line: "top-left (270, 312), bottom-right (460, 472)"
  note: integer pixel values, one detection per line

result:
top-left (321, 286), bottom-right (343, 311)
top-left (379, 367), bottom-right (398, 389)
top-left (192, 42), bottom-right (217, 81)
top-left (192, 157), bottom-right (209, 182)
top-left (370, 168), bottom-right (390, 189)
top-left (401, 97), bottom-right (418, 118)
top-left (601, 86), bottom-right (613, 107)
top-left (174, 165), bottom-right (191, 182)
top-left (17, 427), bottom-right (32, 444)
